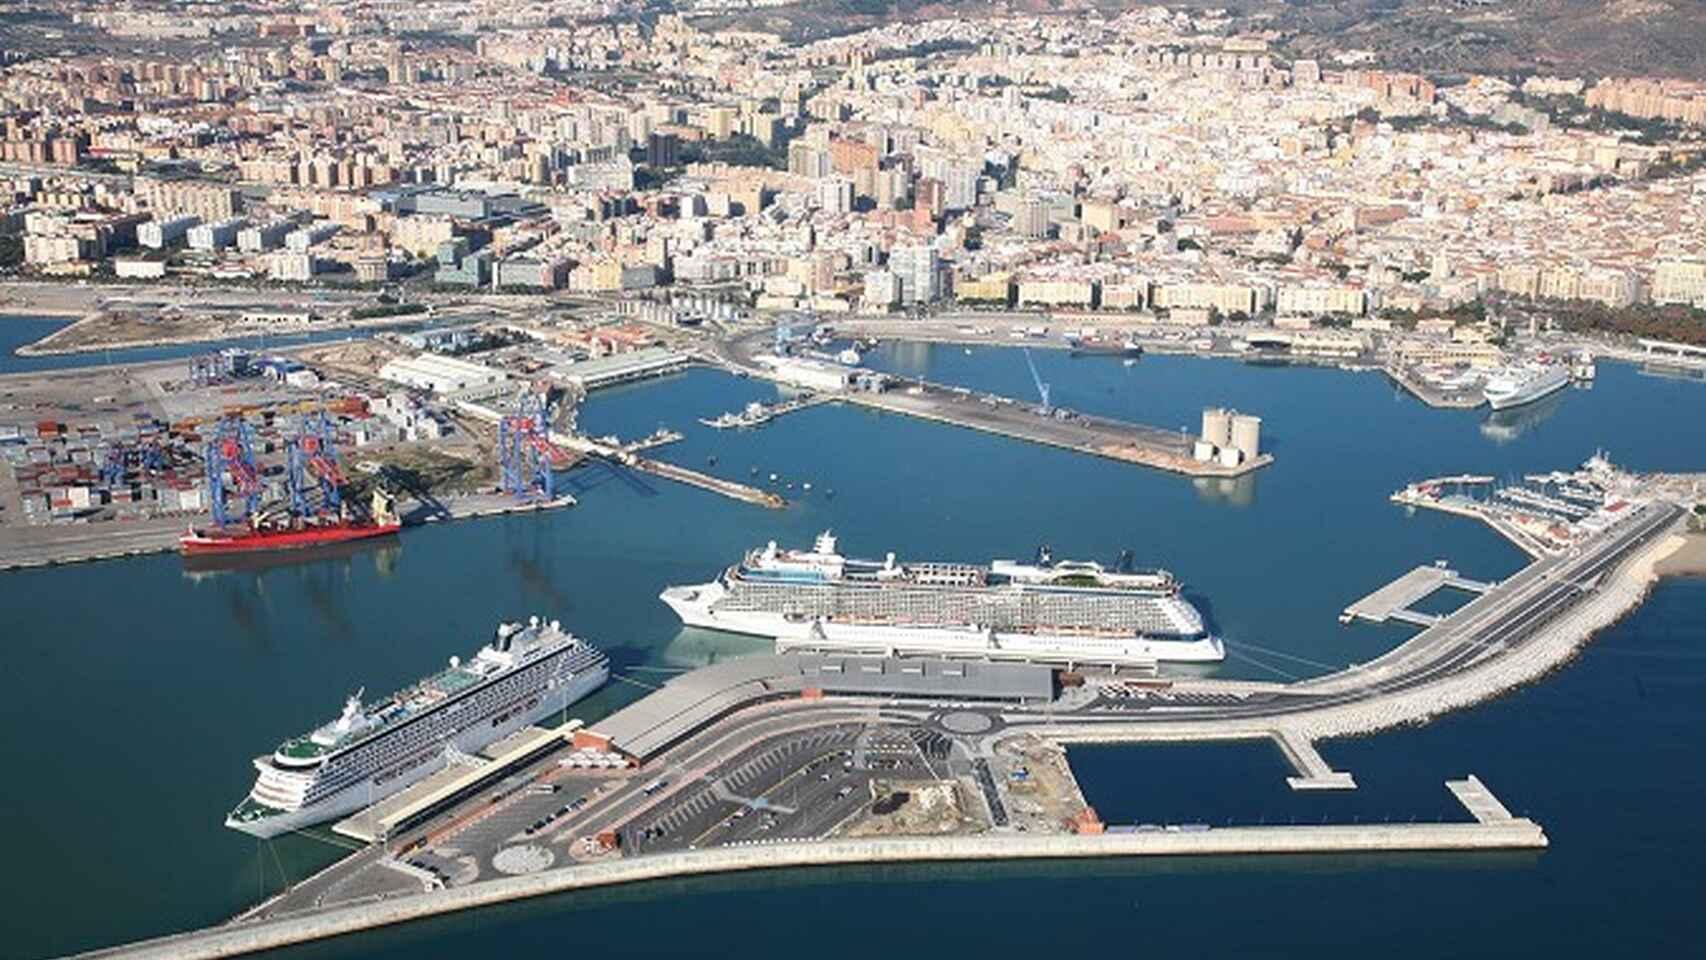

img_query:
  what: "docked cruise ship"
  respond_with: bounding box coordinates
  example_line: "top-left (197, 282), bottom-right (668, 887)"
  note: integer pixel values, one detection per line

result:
top-left (1484, 360), bottom-right (1570, 411)
top-left (226, 617), bottom-right (608, 838)
top-left (660, 533), bottom-right (1224, 666)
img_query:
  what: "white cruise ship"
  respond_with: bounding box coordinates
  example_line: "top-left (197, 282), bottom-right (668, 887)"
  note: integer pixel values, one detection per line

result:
top-left (226, 617), bottom-right (608, 839)
top-left (1483, 360), bottom-right (1570, 410)
top-left (660, 533), bottom-right (1224, 666)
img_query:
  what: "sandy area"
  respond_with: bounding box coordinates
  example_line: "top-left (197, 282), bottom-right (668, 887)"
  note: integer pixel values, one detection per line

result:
top-left (1655, 531), bottom-right (1706, 577)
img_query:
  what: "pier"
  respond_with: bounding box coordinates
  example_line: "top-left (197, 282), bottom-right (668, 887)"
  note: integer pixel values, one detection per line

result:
top-left (554, 432), bottom-right (785, 510)
top-left (1342, 564), bottom-right (1494, 626)
top-left (1447, 775), bottom-right (1517, 825)
top-left (839, 378), bottom-right (1272, 478)
top-left (1275, 728), bottom-right (1358, 791)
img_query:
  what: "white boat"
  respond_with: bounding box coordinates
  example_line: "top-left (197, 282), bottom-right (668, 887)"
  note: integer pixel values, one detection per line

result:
top-left (1483, 360), bottom-right (1570, 410)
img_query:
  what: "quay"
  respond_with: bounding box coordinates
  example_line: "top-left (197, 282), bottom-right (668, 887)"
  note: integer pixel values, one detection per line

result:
top-left (0, 490), bottom-right (578, 573)
top-left (838, 378), bottom-right (1272, 479)
top-left (1382, 362), bottom-right (1484, 409)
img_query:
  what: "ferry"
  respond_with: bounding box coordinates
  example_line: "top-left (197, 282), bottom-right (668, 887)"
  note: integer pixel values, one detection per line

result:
top-left (1484, 360), bottom-right (1571, 410)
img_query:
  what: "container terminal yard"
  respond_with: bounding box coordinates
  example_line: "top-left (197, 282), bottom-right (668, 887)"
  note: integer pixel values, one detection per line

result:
top-left (72, 459), bottom-right (1691, 960)
top-left (0, 316), bottom-right (1268, 571)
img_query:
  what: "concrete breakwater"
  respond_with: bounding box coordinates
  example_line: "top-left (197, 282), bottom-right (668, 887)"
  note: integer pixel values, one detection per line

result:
top-left (73, 824), bottom-right (1545, 960)
top-left (1046, 530), bottom-right (1687, 757)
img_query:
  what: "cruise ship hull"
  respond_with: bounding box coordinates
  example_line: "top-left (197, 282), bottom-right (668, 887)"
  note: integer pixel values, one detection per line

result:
top-left (226, 665), bottom-right (607, 839)
top-left (661, 582), bottom-right (1223, 665)
top-left (1485, 369), bottom-right (1570, 411)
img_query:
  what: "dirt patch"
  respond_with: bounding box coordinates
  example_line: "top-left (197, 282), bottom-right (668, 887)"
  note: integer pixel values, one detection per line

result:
top-left (1656, 532), bottom-right (1706, 577)
top-left (843, 780), bottom-right (980, 837)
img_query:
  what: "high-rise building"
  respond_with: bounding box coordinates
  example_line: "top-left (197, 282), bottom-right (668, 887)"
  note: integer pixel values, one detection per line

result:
top-left (888, 243), bottom-right (941, 305)
top-left (646, 132), bottom-right (680, 167)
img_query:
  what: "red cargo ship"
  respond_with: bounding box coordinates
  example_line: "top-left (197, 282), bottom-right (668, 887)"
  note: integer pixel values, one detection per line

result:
top-left (178, 518), bottom-right (401, 555)
top-left (179, 488), bottom-right (402, 556)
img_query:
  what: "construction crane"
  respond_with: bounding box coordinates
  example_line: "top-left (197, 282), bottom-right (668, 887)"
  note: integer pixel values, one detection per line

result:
top-left (1022, 347), bottom-right (1051, 414)
top-left (204, 416), bottom-right (262, 526)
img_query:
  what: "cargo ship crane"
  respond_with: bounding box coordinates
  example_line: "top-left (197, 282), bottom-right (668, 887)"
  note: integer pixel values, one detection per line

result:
top-left (204, 416), bottom-right (262, 527)
top-left (286, 412), bottom-right (347, 518)
top-left (497, 386), bottom-right (572, 502)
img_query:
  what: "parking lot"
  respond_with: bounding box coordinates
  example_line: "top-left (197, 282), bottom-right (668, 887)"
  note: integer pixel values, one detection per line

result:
top-left (627, 721), bottom-right (950, 854)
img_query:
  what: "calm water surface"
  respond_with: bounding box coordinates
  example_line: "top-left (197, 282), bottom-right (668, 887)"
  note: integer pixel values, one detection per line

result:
top-left (1, 346), bottom-right (1702, 958)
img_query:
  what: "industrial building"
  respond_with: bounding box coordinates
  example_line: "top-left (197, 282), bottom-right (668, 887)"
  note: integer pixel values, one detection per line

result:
top-left (756, 355), bottom-right (855, 392)
top-left (557, 347), bottom-right (689, 392)
top-left (379, 353), bottom-right (510, 395)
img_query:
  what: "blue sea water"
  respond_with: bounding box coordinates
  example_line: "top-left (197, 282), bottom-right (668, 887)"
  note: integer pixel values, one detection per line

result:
top-left (0, 345), bottom-right (1702, 958)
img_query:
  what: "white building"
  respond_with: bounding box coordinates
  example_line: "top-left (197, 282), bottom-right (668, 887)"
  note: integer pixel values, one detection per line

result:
top-left (268, 252), bottom-right (315, 282)
top-left (378, 353), bottom-right (511, 395)
top-left (755, 355), bottom-right (853, 392)
top-left (187, 217), bottom-right (245, 251)
top-left (888, 243), bottom-right (941, 305)
top-left (286, 222), bottom-right (340, 252)
top-left (138, 215), bottom-right (200, 249)
top-left (238, 220), bottom-right (294, 253)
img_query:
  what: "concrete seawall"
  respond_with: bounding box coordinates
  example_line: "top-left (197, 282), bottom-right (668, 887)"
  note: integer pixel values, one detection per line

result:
top-left (72, 824), bottom-right (1545, 960)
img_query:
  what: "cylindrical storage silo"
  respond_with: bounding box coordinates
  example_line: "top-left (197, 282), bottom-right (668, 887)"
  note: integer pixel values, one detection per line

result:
top-left (1231, 414), bottom-right (1261, 460)
top-left (1193, 439), bottom-right (1217, 462)
top-left (1217, 445), bottom-right (1242, 468)
top-left (1201, 407), bottom-right (1232, 448)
